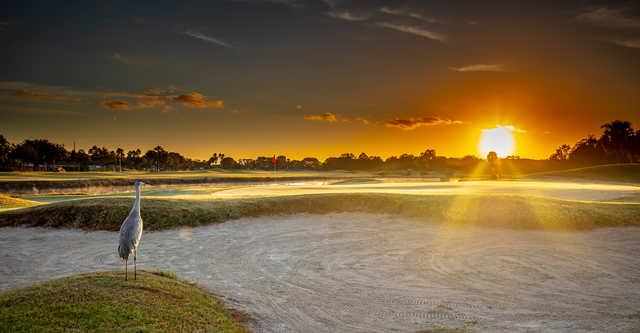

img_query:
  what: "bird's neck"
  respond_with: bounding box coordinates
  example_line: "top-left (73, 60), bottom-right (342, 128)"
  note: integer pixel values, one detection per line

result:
top-left (131, 186), bottom-right (141, 214)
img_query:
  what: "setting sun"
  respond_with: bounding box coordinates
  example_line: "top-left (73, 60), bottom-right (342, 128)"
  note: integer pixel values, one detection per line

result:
top-left (479, 126), bottom-right (516, 158)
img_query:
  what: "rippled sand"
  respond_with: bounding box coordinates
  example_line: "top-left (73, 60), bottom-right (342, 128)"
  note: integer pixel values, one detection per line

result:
top-left (1, 213), bottom-right (639, 332)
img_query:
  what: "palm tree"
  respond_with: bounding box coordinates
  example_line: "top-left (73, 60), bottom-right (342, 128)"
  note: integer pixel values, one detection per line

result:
top-left (213, 153), bottom-right (225, 168)
top-left (600, 120), bottom-right (634, 162)
top-left (116, 148), bottom-right (124, 172)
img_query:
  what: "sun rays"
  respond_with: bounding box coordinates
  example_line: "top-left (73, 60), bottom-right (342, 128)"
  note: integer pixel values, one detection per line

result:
top-left (478, 125), bottom-right (517, 158)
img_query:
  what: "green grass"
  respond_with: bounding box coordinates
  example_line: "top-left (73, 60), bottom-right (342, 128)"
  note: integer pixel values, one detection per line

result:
top-left (0, 169), bottom-right (366, 182)
top-left (0, 194), bottom-right (40, 210)
top-left (1, 193), bottom-right (638, 231)
top-left (0, 270), bottom-right (249, 333)
top-left (523, 164), bottom-right (640, 183)
top-left (0, 170), bottom-right (370, 195)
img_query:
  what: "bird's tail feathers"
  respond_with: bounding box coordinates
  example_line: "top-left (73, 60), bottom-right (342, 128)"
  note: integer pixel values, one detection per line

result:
top-left (118, 245), bottom-right (130, 260)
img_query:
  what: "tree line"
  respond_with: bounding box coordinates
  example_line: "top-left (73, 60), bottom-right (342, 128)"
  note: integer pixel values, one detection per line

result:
top-left (0, 120), bottom-right (637, 172)
top-left (549, 120), bottom-right (640, 163)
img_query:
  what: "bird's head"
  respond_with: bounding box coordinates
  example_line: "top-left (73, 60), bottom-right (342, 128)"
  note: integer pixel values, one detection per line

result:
top-left (134, 180), bottom-right (146, 187)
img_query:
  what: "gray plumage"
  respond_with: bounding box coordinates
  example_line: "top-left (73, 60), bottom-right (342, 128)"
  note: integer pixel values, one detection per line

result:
top-left (118, 180), bottom-right (145, 280)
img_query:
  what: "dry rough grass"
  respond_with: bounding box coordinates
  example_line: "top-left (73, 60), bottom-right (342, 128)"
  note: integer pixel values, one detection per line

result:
top-left (0, 194), bottom-right (40, 209)
top-left (1, 193), bottom-right (638, 231)
top-left (0, 270), bottom-right (250, 333)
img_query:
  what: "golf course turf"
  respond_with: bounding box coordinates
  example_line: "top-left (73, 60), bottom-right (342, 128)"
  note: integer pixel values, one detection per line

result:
top-left (1, 193), bottom-right (638, 231)
top-left (0, 270), bottom-right (250, 332)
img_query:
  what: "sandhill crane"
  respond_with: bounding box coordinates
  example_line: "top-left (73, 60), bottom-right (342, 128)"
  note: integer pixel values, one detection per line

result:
top-left (118, 180), bottom-right (145, 280)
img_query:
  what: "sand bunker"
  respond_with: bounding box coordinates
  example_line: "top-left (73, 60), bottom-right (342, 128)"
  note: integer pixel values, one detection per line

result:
top-left (1, 213), bottom-right (639, 332)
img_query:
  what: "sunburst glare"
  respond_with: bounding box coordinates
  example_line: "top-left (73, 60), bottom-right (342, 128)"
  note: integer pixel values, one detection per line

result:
top-left (478, 125), bottom-right (516, 158)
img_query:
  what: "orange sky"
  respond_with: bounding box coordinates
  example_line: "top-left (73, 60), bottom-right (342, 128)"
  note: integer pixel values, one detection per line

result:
top-left (2, 1), bottom-right (639, 160)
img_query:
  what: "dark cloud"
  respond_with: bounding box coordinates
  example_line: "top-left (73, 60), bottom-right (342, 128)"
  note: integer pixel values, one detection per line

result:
top-left (385, 117), bottom-right (463, 130)
top-left (577, 7), bottom-right (640, 29)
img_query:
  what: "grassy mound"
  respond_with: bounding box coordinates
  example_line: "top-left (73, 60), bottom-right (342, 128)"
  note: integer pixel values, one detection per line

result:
top-left (0, 271), bottom-right (249, 333)
top-left (524, 164), bottom-right (640, 183)
top-left (0, 194), bottom-right (40, 210)
top-left (1, 193), bottom-right (638, 231)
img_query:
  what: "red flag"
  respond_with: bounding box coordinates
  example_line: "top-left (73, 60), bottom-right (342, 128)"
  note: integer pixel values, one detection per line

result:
top-left (271, 155), bottom-right (276, 165)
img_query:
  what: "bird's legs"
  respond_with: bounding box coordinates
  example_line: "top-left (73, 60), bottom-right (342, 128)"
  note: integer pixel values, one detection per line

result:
top-left (125, 258), bottom-right (128, 281)
top-left (134, 252), bottom-right (137, 280)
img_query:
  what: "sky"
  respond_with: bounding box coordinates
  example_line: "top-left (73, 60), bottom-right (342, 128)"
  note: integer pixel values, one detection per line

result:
top-left (1, 0), bottom-right (639, 160)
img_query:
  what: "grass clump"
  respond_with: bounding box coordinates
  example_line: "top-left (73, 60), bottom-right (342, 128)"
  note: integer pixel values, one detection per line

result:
top-left (0, 270), bottom-right (249, 333)
top-left (1, 193), bottom-right (639, 231)
top-left (152, 269), bottom-right (177, 280)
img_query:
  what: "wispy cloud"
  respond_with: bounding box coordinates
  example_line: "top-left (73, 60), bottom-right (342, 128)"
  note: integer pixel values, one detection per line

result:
top-left (102, 89), bottom-right (223, 111)
top-left (385, 117), bottom-right (462, 130)
top-left (376, 22), bottom-right (446, 42)
top-left (12, 89), bottom-right (84, 103)
top-left (304, 112), bottom-right (337, 122)
top-left (450, 64), bottom-right (508, 72)
top-left (1, 81), bottom-right (224, 113)
top-left (379, 7), bottom-right (440, 24)
top-left (349, 116), bottom-right (370, 125)
top-left (0, 82), bottom-right (85, 104)
top-left (0, 106), bottom-right (82, 116)
top-left (184, 31), bottom-right (232, 48)
top-left (173, 92), bottom-right (223, 108)
top-left (611, 39), bottom-right (640, 48)
top-left (102, 100), bottom-right (132, 110)
top-left (500, 125), bottom-right (527, 133)
top-left (327, 10), bottom-right (369, 21)
top-left (577, 7), bottom-right (640, 29)
top-left (111, 52), bottom-right (131, 64)
top-left (303, 112), bottom-right (370, 124)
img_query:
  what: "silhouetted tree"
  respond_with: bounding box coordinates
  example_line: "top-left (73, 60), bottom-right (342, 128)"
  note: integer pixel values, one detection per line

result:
top-left (11, 139), bottom-right (66, 170)
top-left (569, 135), bottom-right (606, 164)
top-left (68, 149), bottom-right (90, 170)
top-left (126, 149), bottom-right (142, 169)
top-left (487, 151), bottom-right (500, 179)
top-left (208, 153), bottom-right (219, 167)
top-left (0, 135), bottom-right (12, 166)
top-left (549, 144), bottom-right (571, 160)
top-left (302, 157), bottom-right (321, 169)
top-left (600, 120), bottom-right (634, 162)
top-left (116, 148), bottom-right (124, 172)
top-left (221, 156), bottom-right (236, 169)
